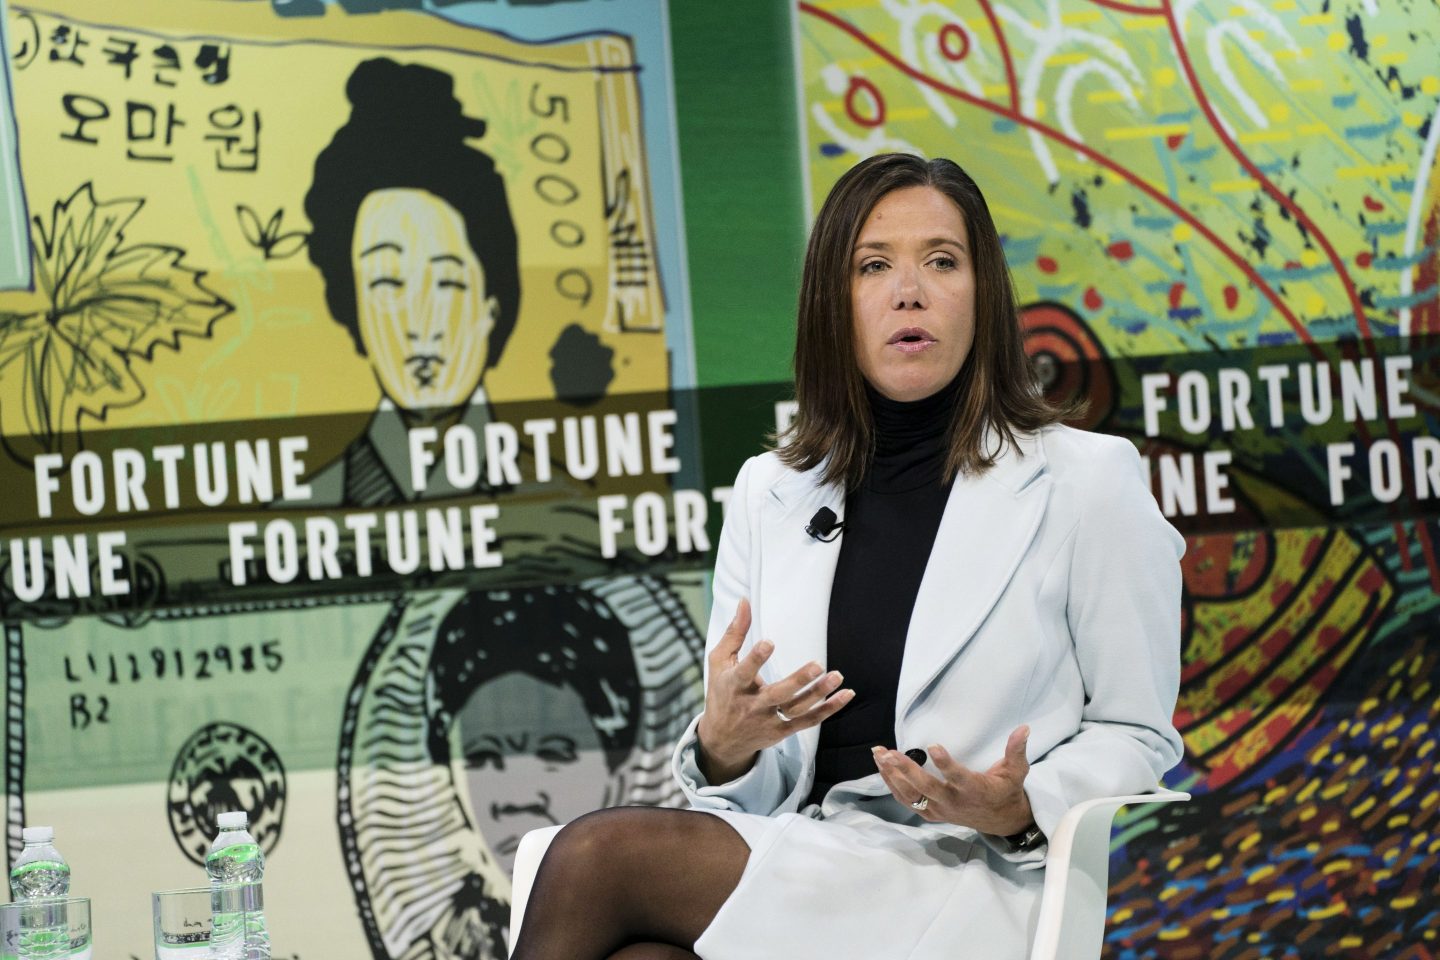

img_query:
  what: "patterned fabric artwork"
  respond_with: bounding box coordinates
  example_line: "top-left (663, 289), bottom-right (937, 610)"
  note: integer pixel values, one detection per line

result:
top-left (797, 2), bottom-right (1439, 955)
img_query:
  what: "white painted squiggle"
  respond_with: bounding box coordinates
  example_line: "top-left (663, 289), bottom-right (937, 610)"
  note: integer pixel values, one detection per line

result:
top-left (1229, 0), bottom-right (1295, 45)
top-left (999, 1), bottom-right (1065, 184)
top-left (811, 100), bottom-right (924, 160)
top-left (816, 62), bottom-right (922, 156)
top-left (883, 0), bottom-right (990, 130)
top-left (885, 0), bottom-right (993, 88)
top-left (1207, 22), bottom-right (1289, 128)
top-left (1056, 61), bottom-right (1140, 156)
top-left (1169, 0), bottom-right (1294, 147)
top-left (1399, 96), bottom-right (1440, 335)
top-left (996, 0), bottom-right (1145, 184)
top-left (1066, 27), bottom-right (1144, 85)
top-left (1173, 0), bottom-right (1205, 32)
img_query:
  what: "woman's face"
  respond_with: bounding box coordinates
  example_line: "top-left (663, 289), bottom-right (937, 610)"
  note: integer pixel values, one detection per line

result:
top-left (454, 672), bottom-right (609, 875)
top-left (850, 185), bottom-right (977, 402)
top-left (351, 188), bottom-right (497, 411)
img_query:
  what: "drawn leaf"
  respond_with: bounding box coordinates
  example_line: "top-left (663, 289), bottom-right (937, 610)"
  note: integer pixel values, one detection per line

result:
top-left (236, 204), bottom-right (266, 248)
top-left (266, 231), bottom-right (309, 260)
top-left (265, 208), bottom-right (282, 239)
top-left (0, 311), bottom-right (40, 379)
top-left (0, 182), bottom-right (233, 456)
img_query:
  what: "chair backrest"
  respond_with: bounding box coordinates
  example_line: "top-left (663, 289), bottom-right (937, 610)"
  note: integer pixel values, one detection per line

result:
top-left (1028, 790), bottom-right (1190, 960)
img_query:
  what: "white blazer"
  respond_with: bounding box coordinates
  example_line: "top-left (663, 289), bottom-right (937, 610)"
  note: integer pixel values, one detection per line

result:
top-left (669, 424), bottom-right (1185, 959)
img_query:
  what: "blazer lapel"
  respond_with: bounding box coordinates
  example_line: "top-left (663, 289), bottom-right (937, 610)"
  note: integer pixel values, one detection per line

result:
top-left (757, 463), bottom-right (846, 758)
top-left (896, 432), bottom-right (1052, 721)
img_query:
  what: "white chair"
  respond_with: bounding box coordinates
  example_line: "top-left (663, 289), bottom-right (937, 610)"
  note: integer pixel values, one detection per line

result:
top-left (507, 789), bottom-right (1190, 960)
top-left (508, 822), bottom-right (565, 956)
top-left (1027, 789), bottom-right (1189, 960)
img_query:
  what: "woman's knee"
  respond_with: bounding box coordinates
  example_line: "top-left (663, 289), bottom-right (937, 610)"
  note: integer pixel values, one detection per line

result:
top-left (540, 807), bottom-right (742, 883)
top-left (541, 806), bottom-right (667, 878)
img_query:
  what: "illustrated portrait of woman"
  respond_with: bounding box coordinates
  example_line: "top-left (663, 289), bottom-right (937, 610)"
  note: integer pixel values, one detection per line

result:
top-left (303, 56), bottom-right (521, 505)
top-left (337, 577), bottom-right (706, 960)
top-left (427, 585), bottom-right (643, 879)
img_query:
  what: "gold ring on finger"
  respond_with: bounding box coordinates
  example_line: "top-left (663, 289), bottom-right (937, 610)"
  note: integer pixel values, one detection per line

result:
top-left (775, 707), bottom-right (795, 723)
top-left (910, 795), bottom-right (930, 812)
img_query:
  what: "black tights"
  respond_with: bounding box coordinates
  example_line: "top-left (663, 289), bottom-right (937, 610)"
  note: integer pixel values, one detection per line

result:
top-left (509, 807), bottom-right (750, 960)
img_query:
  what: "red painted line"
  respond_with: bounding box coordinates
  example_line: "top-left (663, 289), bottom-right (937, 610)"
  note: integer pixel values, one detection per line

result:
top-left (1416, 522), bottom-right (1440, 594)
top-left (1160, 0), bottom-right (1371, 339)
top-left (938, 23), bottom-right (971, 62)
top-left (975, 0), bottom-right (1020, 112)
top-left (1087, 0), bottom-right (1166, 14)
top-left (845, 75), bottom-right (887, 127)
top-left (1394, 522), bottom-right (1413, 572)
top-left (797, 1), bottom-right (1314, 344)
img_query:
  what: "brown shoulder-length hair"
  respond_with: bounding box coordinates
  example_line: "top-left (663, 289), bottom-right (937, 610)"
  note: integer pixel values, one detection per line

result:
top-left (778, 153), bottom-right (1073, 489)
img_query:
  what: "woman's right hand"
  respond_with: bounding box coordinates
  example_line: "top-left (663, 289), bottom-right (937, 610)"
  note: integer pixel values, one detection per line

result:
top-left (695, 598), bottom-right (855, 783)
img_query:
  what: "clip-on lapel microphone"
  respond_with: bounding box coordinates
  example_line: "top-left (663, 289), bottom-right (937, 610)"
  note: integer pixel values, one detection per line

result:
top-left (804, 507), bottom-right (845, 542)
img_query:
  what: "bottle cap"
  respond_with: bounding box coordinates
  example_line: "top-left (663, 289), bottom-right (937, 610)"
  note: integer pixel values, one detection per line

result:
top-left (216, 811), bottom-right (248, 830)
top-left (20, 826), bottom-right (53, 843)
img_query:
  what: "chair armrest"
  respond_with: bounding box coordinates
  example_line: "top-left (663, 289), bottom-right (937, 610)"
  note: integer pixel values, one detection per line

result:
top-left (1028, 790), bottom-right (1190, 960)
top-left (507, 824), bottom-right (567, 957)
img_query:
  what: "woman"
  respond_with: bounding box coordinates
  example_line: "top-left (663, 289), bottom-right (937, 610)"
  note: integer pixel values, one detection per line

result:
top-left (509, 154), bottom-right (1184, 960)
top-left (303, 56), bottom-right (521, 505)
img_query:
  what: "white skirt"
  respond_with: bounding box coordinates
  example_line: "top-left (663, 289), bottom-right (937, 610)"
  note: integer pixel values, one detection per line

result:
top-left (691, 808), bottom-right (1041, 960)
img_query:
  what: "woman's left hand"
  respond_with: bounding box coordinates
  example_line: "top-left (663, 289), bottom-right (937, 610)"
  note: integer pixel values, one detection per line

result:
top-left (871, 725), bottom-right (1034, 837)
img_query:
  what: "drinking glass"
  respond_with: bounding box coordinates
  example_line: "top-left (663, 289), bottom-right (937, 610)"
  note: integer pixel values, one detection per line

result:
top-left (152, 884), bottom-right (263, 960)
top-left (151, 887), bottom-right (212, 960)
top-left (0, 896), bottom-right (92, 960)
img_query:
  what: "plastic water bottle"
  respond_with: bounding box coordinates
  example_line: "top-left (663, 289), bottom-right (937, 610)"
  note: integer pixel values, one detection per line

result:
top-left (8, 827), bottom-right (69, 901)
top-left (205, 812), bottom-right (269, 960)
top-left (7, 826), bottom-right (73, 959)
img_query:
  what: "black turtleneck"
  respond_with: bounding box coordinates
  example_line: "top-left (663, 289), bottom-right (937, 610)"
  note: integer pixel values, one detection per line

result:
top-left (804, 378), bottom-right (959, 808)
